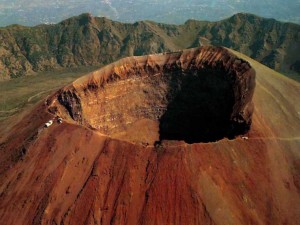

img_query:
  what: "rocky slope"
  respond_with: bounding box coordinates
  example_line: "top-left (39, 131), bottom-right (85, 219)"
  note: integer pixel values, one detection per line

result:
top-left (0, 13), bottom-right (299, 80)
top-left (0, 47), bottom-right (300, 225)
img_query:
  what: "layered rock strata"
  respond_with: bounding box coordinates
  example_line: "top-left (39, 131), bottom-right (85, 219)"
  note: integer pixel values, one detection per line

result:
top-left (49, 46), bottom-right (255, 143)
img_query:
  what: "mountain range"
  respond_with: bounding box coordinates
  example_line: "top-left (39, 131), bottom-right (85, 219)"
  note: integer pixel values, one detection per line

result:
top-left (0, 13), bottom-right (299, 81)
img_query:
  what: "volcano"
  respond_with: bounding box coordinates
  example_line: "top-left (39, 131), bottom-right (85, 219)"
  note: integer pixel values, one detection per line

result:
top-left (0, 46), bottom-right (299, 225)
top-left (49, 46), bottom-right (255, 144)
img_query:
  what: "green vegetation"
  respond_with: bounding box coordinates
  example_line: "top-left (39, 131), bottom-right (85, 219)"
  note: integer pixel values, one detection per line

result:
top-left (0, 66), bottom-right (98, 121)
top-left (1, 13), bottom-right (299, 120)
top-left (0, 13), bottom-right (300, 81)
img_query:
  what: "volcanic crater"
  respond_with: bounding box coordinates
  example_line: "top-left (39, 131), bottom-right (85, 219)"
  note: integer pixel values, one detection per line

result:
top-left (2, 46), bottom-right (300, 225)
top-left (49, 46), bottom-right (255, 144)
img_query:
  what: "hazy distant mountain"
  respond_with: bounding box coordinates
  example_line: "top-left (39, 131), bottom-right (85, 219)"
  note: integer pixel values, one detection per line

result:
top-left (0, 0), bottom-right (299, 27)
top-left (0, 13), bottom-right (299, 80)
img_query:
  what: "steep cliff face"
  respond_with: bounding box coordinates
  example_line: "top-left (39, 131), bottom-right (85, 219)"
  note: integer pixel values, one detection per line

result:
top-left (49, 47), bottom-right (255, 144)
top-left (0, 13), bottom-right (299, 80)
top-left (1, 47), bottom-right (300, 225)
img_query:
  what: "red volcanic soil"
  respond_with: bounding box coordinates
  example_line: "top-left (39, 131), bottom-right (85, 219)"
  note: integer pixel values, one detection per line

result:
top-left (0, 46), bottom-right (300, 225)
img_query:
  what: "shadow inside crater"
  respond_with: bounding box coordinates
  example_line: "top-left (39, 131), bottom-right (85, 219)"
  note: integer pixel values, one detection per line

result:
top-left (159, 70), bottom-right (237, 143)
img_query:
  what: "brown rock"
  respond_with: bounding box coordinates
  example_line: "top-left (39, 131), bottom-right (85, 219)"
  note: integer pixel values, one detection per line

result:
top-left (51, 46), bottom-right (255, 144)
top-left (1, 47), bottom-right (300, 225)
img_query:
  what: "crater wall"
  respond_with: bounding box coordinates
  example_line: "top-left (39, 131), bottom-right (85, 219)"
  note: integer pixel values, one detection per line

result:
top-left (49, 46), bottom-right (256, 144)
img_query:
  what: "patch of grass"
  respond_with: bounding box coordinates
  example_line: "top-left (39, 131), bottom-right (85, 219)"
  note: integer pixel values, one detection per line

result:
top-left (0, 66), bottom-right (98, 121)
top-left (281, 71), bottom-right (300, 82)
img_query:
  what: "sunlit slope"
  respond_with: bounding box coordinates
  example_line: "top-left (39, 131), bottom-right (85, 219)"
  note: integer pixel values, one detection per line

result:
top-left (230, 48), bottom-right (300, 140)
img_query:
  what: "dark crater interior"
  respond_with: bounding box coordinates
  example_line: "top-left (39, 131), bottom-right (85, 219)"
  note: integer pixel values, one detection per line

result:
top-left (159, 70), bottom-right (235, 143)
top-left (52, 47), bottom-right (255, 144)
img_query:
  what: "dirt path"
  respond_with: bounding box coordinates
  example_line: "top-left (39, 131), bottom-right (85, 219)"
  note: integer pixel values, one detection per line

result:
top-left (0, 108), bottom-right (19, 113)
top-left (249, 136), bottom-right (300, 141)
top-left (0, 87), bottom-right (58, 120)
top-left (27, 87), bottom-right (58, 103)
